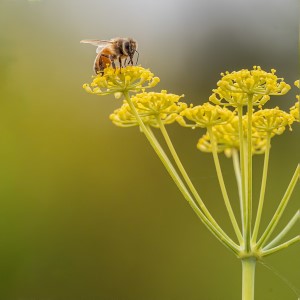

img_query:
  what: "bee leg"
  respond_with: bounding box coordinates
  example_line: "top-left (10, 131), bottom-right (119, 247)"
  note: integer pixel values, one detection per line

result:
top-left (129, 56), bottom-right (134, 65)
top-left (109, 55), bottom-right (116, 71)
top-left (124, 58), bottom-right (127, 66)
top-left (118, 57), bottom-right (122, 72)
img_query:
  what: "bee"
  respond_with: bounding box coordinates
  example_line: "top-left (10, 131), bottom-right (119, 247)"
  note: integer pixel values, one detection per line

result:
top-left (80, 37), bottom-right (139, 74)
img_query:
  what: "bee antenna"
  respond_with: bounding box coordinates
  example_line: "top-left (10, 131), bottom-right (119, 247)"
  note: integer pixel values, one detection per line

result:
top-left (135, 50), bottom-right (139, 65)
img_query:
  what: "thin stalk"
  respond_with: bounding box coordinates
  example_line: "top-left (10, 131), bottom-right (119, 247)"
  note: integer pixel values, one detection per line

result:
top-left (263, 210), bottom-right (300, 250)
top-left (256, 164), bottom-right (300, 249)
top-left (246, 96), bottom-right (254, 251)
top-left (237, 105), bottom-right (247, 248)
top-left (123, 92), bottom-right (239, 254)
top-left (232, 148), bottom-right (243, 229)
top-left (241, 257), bottom-right (256, 300)
top-left (251, 133), bottom-right (271, 243)
top-left (207, 126), bottom-right (243, 244)
top-left (156, 116), bottom-right (240, 246)
top-left (262, 236), bottom-right (300, 257)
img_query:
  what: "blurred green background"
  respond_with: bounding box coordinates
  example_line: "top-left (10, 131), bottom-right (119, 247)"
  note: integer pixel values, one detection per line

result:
top-left (0, 0), bottom-right (299, 299)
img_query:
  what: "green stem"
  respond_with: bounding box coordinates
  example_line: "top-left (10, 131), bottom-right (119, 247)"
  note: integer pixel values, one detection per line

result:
top-left (123, 92), bottom-right (239, 254)
top-left (246, 96), bottom-right (254, 251)
top-left (232, 148), bottom-right (243, 229)
top-left (256, 164), bottom-right (300, 249)
top-left (262, 236), bottom-right (300, 257)
top-left (251, 133), bottom-right (271, 243)
top-left (263, 210), bottom-right (300, 250)
top-left (237, 105), bottom-right (247, 248)
top-left (156, 116), bottom-right (239, 246)
top-left (242, 257), bottom-right (256, 300)
top-left (207, 126), bottom-right (243, 244)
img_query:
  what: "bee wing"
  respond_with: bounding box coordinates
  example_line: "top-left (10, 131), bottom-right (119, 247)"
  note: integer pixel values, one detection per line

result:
top-left (80, 39), bottom-right (113, 46)
top-left (80, 39), bottom-right (114, 53)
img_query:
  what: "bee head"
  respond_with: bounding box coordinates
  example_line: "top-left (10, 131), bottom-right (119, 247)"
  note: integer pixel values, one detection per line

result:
top-left (123, 38), bottom-right (137, 55)
top-left (122, 38), bottom-right (139, 65)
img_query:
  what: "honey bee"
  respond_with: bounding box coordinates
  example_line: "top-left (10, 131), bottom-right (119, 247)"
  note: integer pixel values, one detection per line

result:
top-left (80, 37), bottom-right (139, 74)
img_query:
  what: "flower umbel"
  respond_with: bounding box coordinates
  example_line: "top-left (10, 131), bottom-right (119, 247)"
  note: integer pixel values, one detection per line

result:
top-left (83, 66), bottom-right (160, 97)
top-left (110, 90), bottom-right (187, 127)
top-left (252, 107), bottom-right (294, 136)
top-left (178, 103), bottom-right (234, 128)
top-left (209, 66), bottom-right (291, 107)
top-left (196, 116), bottom-right (269, 156)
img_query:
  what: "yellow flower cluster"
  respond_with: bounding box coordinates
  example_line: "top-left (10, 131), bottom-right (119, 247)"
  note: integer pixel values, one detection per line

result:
top-left (209, 66), bottom-right (291, 107)
top-left (252, 108), bottom-right (294, 135)
top-left (83, 66), bottom-right (160, 97)
top-left (195, 105), bottom-right (295, 156)
top-left (196, 116), bottom-right (268, 157)
top-left (83, 65), bottom-right (297, 157)
top-left (177, 103), bottom-right (234, 128)
top-left (176, 67), bottom-right (296, 156)
top-left (110, 91), bottom-right (187, 128)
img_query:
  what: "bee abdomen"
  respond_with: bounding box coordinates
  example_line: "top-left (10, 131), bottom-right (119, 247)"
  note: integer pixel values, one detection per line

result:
top-left (93, 50), bottom-right (112, 74)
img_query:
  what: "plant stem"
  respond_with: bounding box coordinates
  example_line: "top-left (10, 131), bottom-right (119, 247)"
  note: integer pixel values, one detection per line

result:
top-left (232, 149), bottom-right (243, 229)
top-left (256, 164), bottom-right (300, 249)
top-left (263, 210), bottom-right (300, 250)
top-left (246, 96), bottom-right (254, 251)
top-left (251, 133), bottom-right (271, 243)
top-left (123, 92), bottom-right (239, 254)
top-left (156, 116), bottom-right (239, 246)
top-left (262, 236), bottom-right (300, 257)
top-left (207, 126), bottom-right (243, 244)
top-left (242, 257), bottom-right (256, 300)
top-left (237, 105), bottom-right (247, 248)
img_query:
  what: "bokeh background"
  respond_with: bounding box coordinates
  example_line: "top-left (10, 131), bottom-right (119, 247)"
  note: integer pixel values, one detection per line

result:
top-left (0, 0), bottom-right (299, 299)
